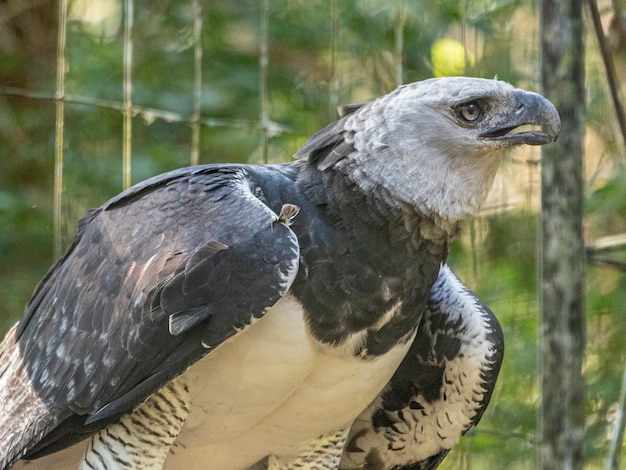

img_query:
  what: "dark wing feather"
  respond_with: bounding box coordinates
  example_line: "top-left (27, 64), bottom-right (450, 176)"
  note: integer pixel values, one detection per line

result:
top-left (295, 102), bottom-right (370, 171)
top-left (336, 102), bottom-right (367, 118)
top-left (341, 265), bottom-right (504, 470)
top-left (0, 164), bottom-right (300, 466)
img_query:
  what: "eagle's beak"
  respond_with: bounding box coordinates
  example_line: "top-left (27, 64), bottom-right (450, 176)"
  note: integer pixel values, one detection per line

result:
top-left (480, 91), bottom-right (561, 146)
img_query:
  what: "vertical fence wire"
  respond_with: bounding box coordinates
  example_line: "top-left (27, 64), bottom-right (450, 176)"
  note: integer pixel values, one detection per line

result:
top-left (190, 0), bottom-right (203, 166)
top-left (122, 0), bottom-right (134, 189)
top-left (461, 0), bottom-right (470, 76)
top-left (53, 0), bottom-right (68, 260)
top-left (259, 0), bottom-right (270, 163)
top-left (458, 0), bottom-right (480, 287)
top-left (329, 0), bottom-right (339, 118)
top-left (393, 1), bottom-right (405, 87)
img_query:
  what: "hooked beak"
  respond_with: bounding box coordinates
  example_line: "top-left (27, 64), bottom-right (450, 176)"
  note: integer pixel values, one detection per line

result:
top-left (480, 90), bottom-right (561, 146)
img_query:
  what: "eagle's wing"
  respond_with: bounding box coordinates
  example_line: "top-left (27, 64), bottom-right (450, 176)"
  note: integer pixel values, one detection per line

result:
top-left (341, 264), bottom-right (504, 470)
top-left (0, 165), bottom-right (300, 468)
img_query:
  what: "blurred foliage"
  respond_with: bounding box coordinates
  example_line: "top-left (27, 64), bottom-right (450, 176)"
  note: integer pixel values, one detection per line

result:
top-left (0, 0), bottom-right (625, 468)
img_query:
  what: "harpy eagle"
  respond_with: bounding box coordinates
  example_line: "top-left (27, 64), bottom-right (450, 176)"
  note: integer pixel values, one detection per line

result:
top-left (0, 77), bottom-right (559, 470)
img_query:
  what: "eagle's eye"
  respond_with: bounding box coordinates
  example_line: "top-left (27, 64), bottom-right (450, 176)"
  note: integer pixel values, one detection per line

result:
top-left (456, 101), bottom-right (483, 123)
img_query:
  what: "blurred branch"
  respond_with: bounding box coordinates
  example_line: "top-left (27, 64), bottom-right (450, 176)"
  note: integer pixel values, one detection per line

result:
top-left (0, 85), bottom-right (288, 133)
top-left (587, 0), bottom-right (626, 151)
top-left (0, 0), bottom-right (51, 24)
top-left (587, 256), bottom-right (626, 271)
top-left (586, 233), bottom-right (626, 271)
top-left (586, 233), bottom-right (626, 251)
top-left (605, 361), bottom-right (626, 470)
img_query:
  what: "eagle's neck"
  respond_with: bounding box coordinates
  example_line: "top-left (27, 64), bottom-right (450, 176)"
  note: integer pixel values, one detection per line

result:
top-left (296, 162), bottom-right (460, 250)
top-left (291, 165), bottom-right (456, 356)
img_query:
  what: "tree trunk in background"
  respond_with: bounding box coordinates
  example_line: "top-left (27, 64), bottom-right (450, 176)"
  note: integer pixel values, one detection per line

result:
top-left (539, 1), bottom-right (586, 469)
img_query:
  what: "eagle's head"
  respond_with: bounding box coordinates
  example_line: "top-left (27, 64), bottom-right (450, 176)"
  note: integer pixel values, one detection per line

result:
top-left (300, 77), bottom-right (560, 225)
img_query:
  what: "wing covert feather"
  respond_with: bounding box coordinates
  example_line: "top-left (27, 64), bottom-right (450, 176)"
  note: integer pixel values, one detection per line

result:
top-left (5, 165), bottom-right (300, 462)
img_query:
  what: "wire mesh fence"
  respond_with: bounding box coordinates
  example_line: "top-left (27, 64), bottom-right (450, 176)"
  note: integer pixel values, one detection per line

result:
top-left (3, 0), bottom-right (428, 259)
top-left (1, 0), bottom-right (626, 468)
top-left (1, 0), bottom-right (549, 252)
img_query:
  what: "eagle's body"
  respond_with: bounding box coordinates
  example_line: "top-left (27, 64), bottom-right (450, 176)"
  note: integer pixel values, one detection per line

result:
top-left (0, 77), bottom-right (559, 470)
